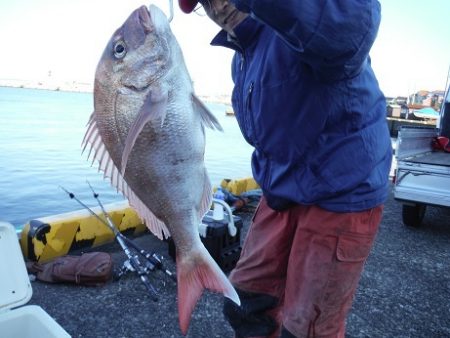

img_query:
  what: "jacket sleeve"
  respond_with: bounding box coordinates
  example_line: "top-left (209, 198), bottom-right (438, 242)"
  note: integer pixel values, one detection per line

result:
top-left (231, 0), bottom-right (381, 80)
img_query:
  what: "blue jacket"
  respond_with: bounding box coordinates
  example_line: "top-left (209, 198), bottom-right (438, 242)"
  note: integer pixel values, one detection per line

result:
top-left (211, 0), bottom-right (392, 212)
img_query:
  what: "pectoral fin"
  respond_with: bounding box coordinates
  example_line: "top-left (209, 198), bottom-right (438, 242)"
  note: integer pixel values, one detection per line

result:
top-left (121, 87), bottom-right (168, 175)
top-left (192, 94), bottom-right (223, 131)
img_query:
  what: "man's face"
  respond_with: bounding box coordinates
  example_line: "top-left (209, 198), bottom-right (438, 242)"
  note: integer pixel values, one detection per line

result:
top-left (199, 0), bottom-right (248, 37)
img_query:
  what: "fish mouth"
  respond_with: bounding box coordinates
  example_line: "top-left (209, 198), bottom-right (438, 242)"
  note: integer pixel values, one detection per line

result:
top-left (137, 5), bottom-right (154, 33)
top-left (120, 5), bottom-right (170, 94)
top-left (147, 4), bottom-right (170, 32)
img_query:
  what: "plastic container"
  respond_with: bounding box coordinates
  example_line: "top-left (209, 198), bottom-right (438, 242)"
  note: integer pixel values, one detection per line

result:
top-left (200, 210), bottom-right (243, 272)
top-left (167, 210), bottom-right (243, 272)
top-left (212, 187), bottom-right (225, 221)
top-left (0, 222), bottom-right (71, 338)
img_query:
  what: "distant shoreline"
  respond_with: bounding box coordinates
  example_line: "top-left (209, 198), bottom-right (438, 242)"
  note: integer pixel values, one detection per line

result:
top-left (0, 81), bottom-right (232, 105)
top-left (0, 79), bottom-right (93, 93)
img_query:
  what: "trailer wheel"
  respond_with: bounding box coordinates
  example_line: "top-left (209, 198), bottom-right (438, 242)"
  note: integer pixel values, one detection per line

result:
top-left (402, 204), bottom-right (426, 227)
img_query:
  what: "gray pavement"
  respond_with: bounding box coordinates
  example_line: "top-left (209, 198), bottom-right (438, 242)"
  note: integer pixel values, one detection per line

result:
top-left (29, 185), bottom-right (450, 338)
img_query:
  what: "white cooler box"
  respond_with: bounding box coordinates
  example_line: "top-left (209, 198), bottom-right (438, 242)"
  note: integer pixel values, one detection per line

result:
top-left (0, 222), bottom-right (71, 337)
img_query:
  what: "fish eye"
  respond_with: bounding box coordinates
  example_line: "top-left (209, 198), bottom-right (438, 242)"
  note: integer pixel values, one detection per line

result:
top-left (113, 40), bottom-right (127, 59)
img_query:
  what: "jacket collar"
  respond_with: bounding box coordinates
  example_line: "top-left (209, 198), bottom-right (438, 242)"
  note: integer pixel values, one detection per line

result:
top-left (210, 16), bottom-right (263, 53)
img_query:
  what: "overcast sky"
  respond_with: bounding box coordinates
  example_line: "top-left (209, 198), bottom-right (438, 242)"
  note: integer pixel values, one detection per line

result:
top-left (0, 0), bottom-right (449, 97)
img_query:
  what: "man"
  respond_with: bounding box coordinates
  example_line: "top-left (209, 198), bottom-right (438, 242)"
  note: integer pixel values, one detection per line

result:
top-left (178, 1), bottom-right (392, 337)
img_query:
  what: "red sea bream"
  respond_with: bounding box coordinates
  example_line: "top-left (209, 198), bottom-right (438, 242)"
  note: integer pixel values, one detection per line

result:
top-left (82, 4), bottom-right (239, 334)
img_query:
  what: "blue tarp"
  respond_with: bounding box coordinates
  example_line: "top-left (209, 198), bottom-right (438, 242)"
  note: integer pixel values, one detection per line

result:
top-left (413, 107), bottom-right (440, 118)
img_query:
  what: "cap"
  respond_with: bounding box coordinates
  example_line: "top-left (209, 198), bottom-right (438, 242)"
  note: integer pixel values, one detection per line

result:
top-left (178, 0), bottom-right (199, 13)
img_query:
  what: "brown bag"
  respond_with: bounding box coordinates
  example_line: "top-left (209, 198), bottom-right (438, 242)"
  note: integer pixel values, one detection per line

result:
top-left (26, 252), bottom-right (114, 286)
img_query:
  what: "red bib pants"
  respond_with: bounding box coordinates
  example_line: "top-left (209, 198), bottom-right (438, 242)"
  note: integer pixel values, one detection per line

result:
top-left (228, 197), bottom-right (383, 338)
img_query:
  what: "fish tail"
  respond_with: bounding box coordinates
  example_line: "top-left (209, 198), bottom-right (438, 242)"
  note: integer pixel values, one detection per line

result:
top-left (176, 247), bottom-right (240, 335)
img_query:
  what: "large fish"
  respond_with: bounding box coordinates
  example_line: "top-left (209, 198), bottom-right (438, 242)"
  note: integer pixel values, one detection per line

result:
top-left (82, 4), bottom-right (240, 334)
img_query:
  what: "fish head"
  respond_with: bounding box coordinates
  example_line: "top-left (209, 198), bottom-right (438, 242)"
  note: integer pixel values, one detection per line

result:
top-left (95, 5), bottom-right (175, 95)
top-left (93, 4), bottom-right (191, 173)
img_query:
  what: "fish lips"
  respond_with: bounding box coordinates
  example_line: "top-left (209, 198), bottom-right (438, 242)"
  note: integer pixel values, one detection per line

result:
top-left (118, 6), bottom-right (154, 53)
top-left (137, 5), bottom-right (154, 33)
top-left (136, 4), bottom-right (169, 33)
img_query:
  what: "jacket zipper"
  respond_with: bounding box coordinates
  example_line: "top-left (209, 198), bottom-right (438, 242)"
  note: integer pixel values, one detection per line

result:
top-left (238, 53), bottom-right (252, 145)
top-left (245, 82), bottom-right (257, 146)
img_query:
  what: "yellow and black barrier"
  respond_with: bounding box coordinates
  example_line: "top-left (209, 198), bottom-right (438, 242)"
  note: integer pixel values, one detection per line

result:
top-left (219, 177), bottom-right (259, 195)
top-left (19, 177), bottom-right (259, 263)
top-left (19, 201), bottom-right (147, 263)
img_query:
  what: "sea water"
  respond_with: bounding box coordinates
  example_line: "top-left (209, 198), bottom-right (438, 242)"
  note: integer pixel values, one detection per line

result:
top-left (0, 87), bottom-right (253, 229)
top-left (0, 87), bottom-right (397, 230)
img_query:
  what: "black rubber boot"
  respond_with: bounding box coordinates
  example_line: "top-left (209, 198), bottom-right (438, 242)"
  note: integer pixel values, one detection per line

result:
top-left (223, 288), bottom-right (279, 338)
top-left (280, 326), bottom-right (296, 338)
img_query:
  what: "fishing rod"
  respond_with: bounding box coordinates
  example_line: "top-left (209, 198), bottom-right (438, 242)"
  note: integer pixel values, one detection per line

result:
top-left (60, 185), bottom-right (158, 301)
top-left (85, 181), bottom-right (176, 282)
top-left (60, 185), bottom-right (174, 301)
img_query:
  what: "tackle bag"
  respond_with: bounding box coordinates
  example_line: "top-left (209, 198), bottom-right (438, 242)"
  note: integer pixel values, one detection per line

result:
top-left (26, 252), bottom-right (113, 286)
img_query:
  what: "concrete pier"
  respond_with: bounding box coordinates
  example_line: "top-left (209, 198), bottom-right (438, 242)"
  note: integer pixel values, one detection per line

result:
top-left (28, 184), bottom-right (450, 337)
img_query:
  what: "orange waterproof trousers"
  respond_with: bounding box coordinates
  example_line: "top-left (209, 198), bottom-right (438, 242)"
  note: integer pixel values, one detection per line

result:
top-left (228, 197), bottom-right (383, 338)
